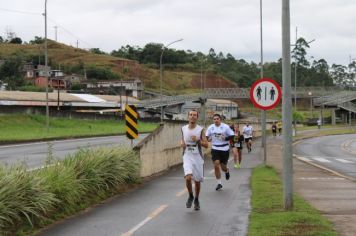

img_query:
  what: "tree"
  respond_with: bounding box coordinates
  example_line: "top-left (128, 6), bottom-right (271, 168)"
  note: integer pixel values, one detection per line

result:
top-left (9, 37), bottom-right (22, 44)
top-left (348, 61), bottom-right (356, 87)
top-left (0, 36), bottom-right (3, 43)
top-left (0, 55), bottom-right (26, 90)
top-left (310, 59), bottom-right (333, 86)
top-left (331, 64), bottom-right (348, 86)
top-left (111, 45), bottom-right (141, 61)
top-left (29, 36), bottom-right (45, 44)
top-left (291, 37), bottom-right (311, 68)
top-left (89, 48), bottom-right (106, 55)
top-left (140, 43), bottom-right (163, 64)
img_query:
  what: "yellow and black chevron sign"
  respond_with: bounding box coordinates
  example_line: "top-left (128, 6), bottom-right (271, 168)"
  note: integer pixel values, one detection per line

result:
top-left (125, 105), bottom-right (138, 139)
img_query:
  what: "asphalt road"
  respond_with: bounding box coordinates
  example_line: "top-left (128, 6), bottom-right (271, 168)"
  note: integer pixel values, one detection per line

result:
top-left (38, 140), bottom-right (263, 236)
top-left (294, 134), bottom-right (356, 178)
top-left (0, 134), bottom-right (148, 169)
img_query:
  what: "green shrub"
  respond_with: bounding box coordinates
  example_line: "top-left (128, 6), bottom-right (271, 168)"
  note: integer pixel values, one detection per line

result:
top-left (0, 164), bottom-right (57, 234)
top-left (0, 147), bottom-right (140, 234)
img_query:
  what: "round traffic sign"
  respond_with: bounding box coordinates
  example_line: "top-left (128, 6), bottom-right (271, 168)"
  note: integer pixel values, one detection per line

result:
top-left (250, 78), bottom-right (281, 110)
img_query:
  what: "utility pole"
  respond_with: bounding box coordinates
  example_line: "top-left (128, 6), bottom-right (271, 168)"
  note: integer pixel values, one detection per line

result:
top-left (293, 27), bottom-right (297, 136)
top-left (260, 0), bottom-right (267, 165)
top-left (282, 0), bottom-right (293, 210)
top-left (54, 26), bottom-right (58, 41)
top-left (44, 0), bottom-right (49, 132)
top-left (76, 40), bottom-right (79, 48)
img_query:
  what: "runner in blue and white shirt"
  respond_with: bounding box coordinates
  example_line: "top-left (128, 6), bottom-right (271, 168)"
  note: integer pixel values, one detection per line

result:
top-left (206, 113), bottom-right (234, 191)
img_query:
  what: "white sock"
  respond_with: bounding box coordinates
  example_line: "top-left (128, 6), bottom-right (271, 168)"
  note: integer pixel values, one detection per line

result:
top-left (217, 179), bottom-right (222, 185)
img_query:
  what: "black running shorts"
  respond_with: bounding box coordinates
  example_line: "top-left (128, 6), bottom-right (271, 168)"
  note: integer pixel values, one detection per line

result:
top-left (211, 149), bottom-right (230, 165)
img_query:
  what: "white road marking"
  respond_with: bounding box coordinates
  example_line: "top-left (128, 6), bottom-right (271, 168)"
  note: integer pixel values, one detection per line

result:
top-left (313, 157), bottom-right (331, 163)
top-left (121, 204), bottom-right (168, 236)
top-left (335, 158), bottom-right (354, 164)
top-left (297, 177), bottom-right (345, 180)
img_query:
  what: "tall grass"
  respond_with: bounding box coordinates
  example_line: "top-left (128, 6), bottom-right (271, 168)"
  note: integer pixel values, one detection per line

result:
top-left (0, 147), bottom-right (140, 235)
top-left (0, 164), bottom-right (57, 234)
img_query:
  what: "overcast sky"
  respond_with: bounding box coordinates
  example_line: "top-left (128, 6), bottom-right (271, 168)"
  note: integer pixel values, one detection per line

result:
top-left (1, 0), bottom-right (355, 65)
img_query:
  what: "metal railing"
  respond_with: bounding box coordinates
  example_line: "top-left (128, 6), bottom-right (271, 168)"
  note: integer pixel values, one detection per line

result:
top-left (338, 101), bottom-right (356, 113)
top-left (313, 91), bottom-right (356, 106)
top-left (142, 87), bottom-right (349, 109)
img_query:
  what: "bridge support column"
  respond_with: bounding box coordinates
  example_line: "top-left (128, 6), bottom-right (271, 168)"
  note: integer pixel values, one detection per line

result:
top-left (341, 113), bottom-right (347, 124)
top-left (331, 109), bottom-right (336, 126)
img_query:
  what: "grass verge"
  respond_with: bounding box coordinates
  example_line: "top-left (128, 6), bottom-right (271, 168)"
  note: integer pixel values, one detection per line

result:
top-left (249, 165), bottom-right (338, 236)
top-left (0, 114), bottom-right (158, 142)
top-left (0, 147), bottom-right (140, 235)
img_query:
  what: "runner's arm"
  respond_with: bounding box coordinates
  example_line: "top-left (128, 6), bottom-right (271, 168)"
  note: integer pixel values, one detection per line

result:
top-left (181, 128), bottom-right (186, 148)
top-left (199, 129), bottom-right (209, 148)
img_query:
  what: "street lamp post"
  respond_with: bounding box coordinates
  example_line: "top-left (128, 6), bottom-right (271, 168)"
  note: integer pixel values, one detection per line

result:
top-left (160, 38), bottom-right (183, 122)
top-left (44, 0), bottom-right (49, 132)
top-left (292, 28), bottom-right (315, 135)
top-left (308, 91), bottom-right (313, 117)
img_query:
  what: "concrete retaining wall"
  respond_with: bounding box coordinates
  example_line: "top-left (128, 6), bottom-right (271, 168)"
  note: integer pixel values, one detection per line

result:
top-left (135, 121), bottom-right (266, 178)
top-left (135, 122), bottom-right (184, 178)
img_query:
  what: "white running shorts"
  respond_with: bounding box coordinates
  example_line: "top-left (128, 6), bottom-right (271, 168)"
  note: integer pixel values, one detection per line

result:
top-left (183, 153), bottom-right (204, 182)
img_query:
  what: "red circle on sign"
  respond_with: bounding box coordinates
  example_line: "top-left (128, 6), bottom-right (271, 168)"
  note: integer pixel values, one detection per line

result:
top-left (250, 78), bottom-right (282, 110)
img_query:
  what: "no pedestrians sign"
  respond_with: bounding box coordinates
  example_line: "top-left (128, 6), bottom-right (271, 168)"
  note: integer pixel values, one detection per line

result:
top-left (250, 78), bottom-right (281, 110)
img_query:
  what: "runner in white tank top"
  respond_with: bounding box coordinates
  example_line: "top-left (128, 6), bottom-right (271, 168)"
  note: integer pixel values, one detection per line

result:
top-left (181, 110), bottom-right (208, 211)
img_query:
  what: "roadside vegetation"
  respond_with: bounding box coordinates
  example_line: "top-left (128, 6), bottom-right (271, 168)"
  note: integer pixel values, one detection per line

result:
top-left (249, 165), bottom-right (338, 236)
top-left (0, 147), bottom-right (140, 235)
top-left (0, 114), bottom-right (158, 143)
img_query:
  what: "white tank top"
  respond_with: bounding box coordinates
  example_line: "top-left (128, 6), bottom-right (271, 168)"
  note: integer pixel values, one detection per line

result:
top-left (182, 124), bottom-right (203, 156)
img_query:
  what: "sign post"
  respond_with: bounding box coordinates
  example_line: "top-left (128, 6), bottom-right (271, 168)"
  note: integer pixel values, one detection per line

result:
top-left (125, 105), bottom-right (138, 148)
top-left (250, 78), bottom-right (282, 165)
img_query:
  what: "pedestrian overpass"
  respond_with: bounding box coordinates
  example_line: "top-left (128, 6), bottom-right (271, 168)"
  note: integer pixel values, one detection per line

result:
top-left (142, 87), bottom-right (341, 108)
top-left (313, 91), bottom-right (356, 124)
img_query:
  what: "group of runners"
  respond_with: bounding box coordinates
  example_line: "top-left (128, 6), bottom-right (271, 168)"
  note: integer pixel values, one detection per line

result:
top-left (180, 109), bottom-right (254, 211)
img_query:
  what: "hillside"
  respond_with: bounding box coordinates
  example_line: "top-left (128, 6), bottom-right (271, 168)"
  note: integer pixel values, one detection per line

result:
top-left (0, 41), bottom-right (236, 95)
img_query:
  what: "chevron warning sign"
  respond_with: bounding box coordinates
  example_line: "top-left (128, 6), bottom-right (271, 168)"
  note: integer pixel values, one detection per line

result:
top-left (125, 105), bottom-right (138, 139)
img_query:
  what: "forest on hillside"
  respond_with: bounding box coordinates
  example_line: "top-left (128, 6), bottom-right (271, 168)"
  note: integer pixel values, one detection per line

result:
top-left (109, 39), bottom-right (355, 88)
top-left (0, 34), bottom-right (355, 90)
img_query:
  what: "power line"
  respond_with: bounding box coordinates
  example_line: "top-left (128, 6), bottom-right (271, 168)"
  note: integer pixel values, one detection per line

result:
top-left (47, 17), bottom-right (94, 48)
top-left (0, 7), bottom-right (94, 49)
top-left (0, 7), bottom-right (40, 15)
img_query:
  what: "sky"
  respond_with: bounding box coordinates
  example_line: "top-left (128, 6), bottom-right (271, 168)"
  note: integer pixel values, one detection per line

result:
top-left (0, 0), bottom-right (355, 66)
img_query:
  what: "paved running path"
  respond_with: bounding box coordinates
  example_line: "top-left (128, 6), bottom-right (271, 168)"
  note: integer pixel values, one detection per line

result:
top-left (38, 141), bottom-right (263, 236)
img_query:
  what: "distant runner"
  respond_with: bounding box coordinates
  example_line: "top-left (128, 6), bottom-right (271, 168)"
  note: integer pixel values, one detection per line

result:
top-left (206, 114), bottom-right (234, 191)
top-left (277, 121), bottom-right (282, 135)
top-left (230, 123), bottom-right (244, 169)
top-left (242, 123), bottom-right (254, 153)
top-left (181, 109), bottom-right (208, 210)
top-left (317, 119), bottom-right (321, 129)
top-left (271, 121), bottom-right (277, 137)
